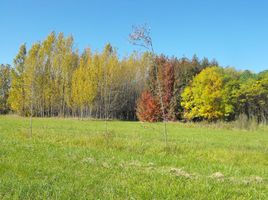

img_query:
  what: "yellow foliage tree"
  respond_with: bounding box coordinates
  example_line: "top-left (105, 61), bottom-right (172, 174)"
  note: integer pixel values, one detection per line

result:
top-left (8, 44), bottom-right (27, 115)
top-left (181, 66), bottom-right (227, 121)
top-left (71, 48), bottom-right (97, 118)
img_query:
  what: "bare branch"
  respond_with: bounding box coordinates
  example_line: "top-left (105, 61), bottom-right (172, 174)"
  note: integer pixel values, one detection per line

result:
top-left (129, 24), bottom-right (154, 53)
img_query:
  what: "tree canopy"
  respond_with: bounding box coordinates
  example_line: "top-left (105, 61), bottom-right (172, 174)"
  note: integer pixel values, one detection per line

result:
top-left (1, 32), bottom-right (267, 123)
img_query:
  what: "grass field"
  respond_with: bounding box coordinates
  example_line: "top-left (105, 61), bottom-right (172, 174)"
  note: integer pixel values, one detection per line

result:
top-left (0, 115), bottom-right (267, 199)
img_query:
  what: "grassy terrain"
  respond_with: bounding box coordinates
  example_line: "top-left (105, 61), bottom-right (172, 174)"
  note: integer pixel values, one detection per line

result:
top-left (0, 115), bottom-right (267, 199)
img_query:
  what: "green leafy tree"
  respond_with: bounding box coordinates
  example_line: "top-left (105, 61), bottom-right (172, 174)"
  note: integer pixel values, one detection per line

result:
top-left (235, 73), bottom-right (268, 123)
top-left (0, 64), bottom-right (11, 114)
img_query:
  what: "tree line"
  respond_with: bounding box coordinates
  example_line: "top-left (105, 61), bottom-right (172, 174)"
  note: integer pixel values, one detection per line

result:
top-left (137, 62), bottom-right (268, 123)
top-left (1, 32), bottom-right (267, 123)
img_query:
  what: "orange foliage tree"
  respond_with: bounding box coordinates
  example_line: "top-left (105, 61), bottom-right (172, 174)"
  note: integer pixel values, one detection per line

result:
top-left (136, 91), bottom-right (162, 122)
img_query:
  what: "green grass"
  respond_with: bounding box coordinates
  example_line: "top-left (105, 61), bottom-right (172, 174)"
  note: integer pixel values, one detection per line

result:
top-left (0, 115), bottom-right (267, 199)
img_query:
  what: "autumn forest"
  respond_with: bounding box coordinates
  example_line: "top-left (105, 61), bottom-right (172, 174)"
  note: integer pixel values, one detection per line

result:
top-left (1, 32), bottom-right (268, 123)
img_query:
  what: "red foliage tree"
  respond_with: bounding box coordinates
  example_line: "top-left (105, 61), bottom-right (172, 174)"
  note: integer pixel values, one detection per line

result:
top-left (136, 56), bottom-right (177, 122)
top-left (161, 59), bottom-right (176, 121)
top-left (136, 91), bottom-right (162, 122)
top-left (155, 56), bottom-right (176, 121)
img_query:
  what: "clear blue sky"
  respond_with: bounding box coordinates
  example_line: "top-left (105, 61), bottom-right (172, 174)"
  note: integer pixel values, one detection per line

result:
top-left (1, 0), bottom-right (268, 72)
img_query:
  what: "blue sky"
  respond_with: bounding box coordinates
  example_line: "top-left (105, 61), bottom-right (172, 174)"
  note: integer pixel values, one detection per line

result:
top-left (1, 0), bottom-right (268, 72)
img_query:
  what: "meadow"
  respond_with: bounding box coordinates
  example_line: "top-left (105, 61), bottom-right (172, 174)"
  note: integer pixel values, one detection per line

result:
top-left (0, 115), bottom-right (267, 199)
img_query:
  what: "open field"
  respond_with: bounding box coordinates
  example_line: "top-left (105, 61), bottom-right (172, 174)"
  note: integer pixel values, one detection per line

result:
top-left (0, 115), bottom-right (267, 199)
